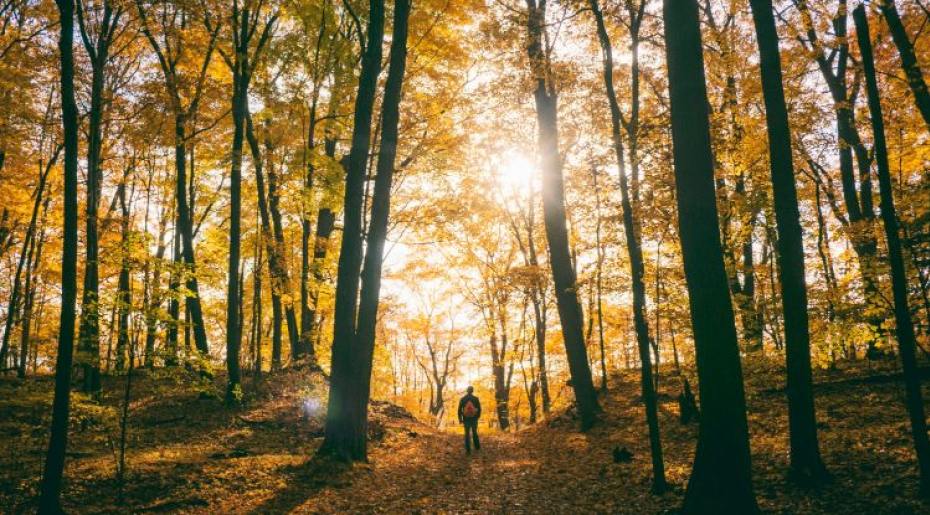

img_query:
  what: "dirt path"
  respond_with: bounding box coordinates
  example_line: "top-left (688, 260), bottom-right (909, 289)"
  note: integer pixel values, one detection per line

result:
top-left (248, 418), bottom-right (679, 515)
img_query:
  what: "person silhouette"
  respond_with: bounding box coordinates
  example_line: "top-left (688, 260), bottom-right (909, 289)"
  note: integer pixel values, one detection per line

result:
top-left (458, 386), bottom-right (482, 455)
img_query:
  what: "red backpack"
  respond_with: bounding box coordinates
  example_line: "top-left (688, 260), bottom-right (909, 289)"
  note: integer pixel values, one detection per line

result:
top-left (463, 400), bottom-right (478, 418)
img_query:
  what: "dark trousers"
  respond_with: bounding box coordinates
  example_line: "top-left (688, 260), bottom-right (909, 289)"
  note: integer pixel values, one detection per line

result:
top-left (463, 417), bottom-right (480, 453)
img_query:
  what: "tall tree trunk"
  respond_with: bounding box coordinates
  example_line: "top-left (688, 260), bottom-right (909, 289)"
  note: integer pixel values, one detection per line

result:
top-left (854, 7), bottom-right (930, 496)
top-left (589, 0), bottom-right (666, 491)
top-left (173, 116), bottom-right (210, 364)
top-left (252, 233), bottom-right (264, 378)
top-left (246, 114), bottom-right (297, 370)
top-left (226, 70), bottom-right (248, 402)
top-left (320, 0), bottom-right (386, 461)
top-left (115, 182), bottom-right (132, 372)
top-left (19, 230), bottom-right (44, 378)
top-left (525, 0), bottom-right (601, 430)
top-left (750, 0), bottom-right (830, 486)
top-left (77, 2), bottom-right (121, 392)
top-left (798, 0), bottom-right (883, 353)
top-left (334, 0), bottom-right (410, 460)
top-left (38, 0), bottom-right (80, 509)
top-left (880, 1), bottom-right (930, 132)
top-left (663, 0), bottom-right (758, 512)
top-left (267, 136), bottom-right (301, 361)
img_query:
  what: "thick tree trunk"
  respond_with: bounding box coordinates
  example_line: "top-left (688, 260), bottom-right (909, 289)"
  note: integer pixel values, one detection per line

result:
top-left (880, 2), bottom-right (930, 132)
top-left (589, 0), bottom-right (666, 491)
top-left (38, 0), bottom-right (80, 510)
top-left (750, 0), bottom-right (830, 485)
top-left (524, 0), bottom-right (601, 430)
top-left (662, 0), bottom-right (759, 512)
top-left (337, 0), bottom-right (410, 460)
top-left (320, 0), bottom-right (386, 461)
top-left (854, 7), bottom-right (930, 496)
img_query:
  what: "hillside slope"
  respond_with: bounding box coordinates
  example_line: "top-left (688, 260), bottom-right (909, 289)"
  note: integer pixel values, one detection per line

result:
top-left (2, 358), bottom-right (930, 514)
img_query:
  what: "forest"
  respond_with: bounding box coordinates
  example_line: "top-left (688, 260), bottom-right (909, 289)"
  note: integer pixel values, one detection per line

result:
top-left (1, 0), bottom-right (930, 513)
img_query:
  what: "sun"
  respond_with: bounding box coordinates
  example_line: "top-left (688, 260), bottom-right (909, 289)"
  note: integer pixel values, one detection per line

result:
top-left (496, 150), bottom-right (536, 194)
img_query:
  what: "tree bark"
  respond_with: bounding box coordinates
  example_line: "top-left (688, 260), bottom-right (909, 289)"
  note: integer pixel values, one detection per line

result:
top-left (880, 1), bottom-right (930, 132)
top-left (320, 0), bottom-right (386, 461)
top-left (115, 180), bottom-right (132, 372)
top-left (854, 6), bottom-right (930, 497)
top-left (589, 0), bottom-right (666, 491)
top-left (662, 0), bottom-right (759, 512)
top-left (750, 0), bottom-right (830, 486)
top-left (340, 0), bottom-right (410, 459)
top-left (524, 0), bottom-right (601, 430)
top-left (38, 0), bottom-right (80, 509)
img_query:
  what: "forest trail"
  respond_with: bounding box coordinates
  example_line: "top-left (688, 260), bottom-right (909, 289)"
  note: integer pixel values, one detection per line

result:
top-left (258, 421), bottom-right (675, 515)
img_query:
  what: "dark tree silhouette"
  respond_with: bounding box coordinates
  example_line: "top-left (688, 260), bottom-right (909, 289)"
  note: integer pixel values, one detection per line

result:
top-left (662, 0), bottom-right (759, 512)
top-left (854, 6), bottom-right (930, 496)
top-left (37, 0), bottom-right (80, 511)
top-left (524, 0), bottom-right (601, 430)
top-left (353, 0), bottom-right (412, 455)
top-left (76, 0), bottom-right (123, 394)
top-left (879, 1), bottom-right (930, 132)
top-left (749, 0), bottom-right (830, 486)
top-left (320, 0), bottom-right (386, 461)
top-left (589, 0), bottom-right (666, 492)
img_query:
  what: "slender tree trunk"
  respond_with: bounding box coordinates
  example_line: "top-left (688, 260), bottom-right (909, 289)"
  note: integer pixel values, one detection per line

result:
top-left (19, 230), bottom-right (44, 378)
top-left (320, 0), bottom-right (386, 461)
top-left (1, 156), bottom-right (53, 371)
top-left (115, 182), bottom-right (132, 372)
top-left (77, 3), bottom-right (120, 391)
top-left (38, 0), bottom-right (80, 509)
top-left (663, 0), bottom-right (759, 512)
top-left (750, 0), bottom-right (831, 486)
top-left (880, 1), bottom-right (930, 132)
top-left (855, 7), bottom-right (930, 496)
top-left (589, 0), bottom-right (666, 490)
top-left (525, 0), bottom-right (601, 429)
top-left (267, 133), bottom-right (301, 361)
top-left (226, 70), bottom-right (248, 403)
top-left (246, 114), bottom-right (291, 371)
top-left (173, 117), bottom-right (210, 363)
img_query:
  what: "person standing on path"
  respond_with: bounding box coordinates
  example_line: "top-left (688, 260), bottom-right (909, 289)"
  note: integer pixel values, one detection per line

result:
top-left (458, 386), bottom-right (482, 455)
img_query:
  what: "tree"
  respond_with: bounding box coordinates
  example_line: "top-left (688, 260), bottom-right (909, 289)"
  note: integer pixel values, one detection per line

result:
top-left (880, 1), bottom-right (930, 133)
top-left (136, 0), bottom-right (219, 366)
top-left (662, 0), bottom-right (758, 512)
top-left (749, 0), bottom-right (830, 486)
top-left (37, 0), bottom-right (80, 510)
top-left (320, 0), bottom-right (387, 461)
top-left (217, 0), bottom-right (278, 402)
top-left (524, 0), bottom-right (601, 430)
top-left (793, 0), bottom-right (883, 354)
top-left (76, 0), bottom-right (124, 394)
top-left (588, 0), bottom-right (666, 492)
top-left (854, 6), bottom-right (930, 496)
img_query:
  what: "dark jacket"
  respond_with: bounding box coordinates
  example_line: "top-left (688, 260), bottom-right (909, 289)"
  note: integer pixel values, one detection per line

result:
top-left (458, 393), bottom-right (482, 422)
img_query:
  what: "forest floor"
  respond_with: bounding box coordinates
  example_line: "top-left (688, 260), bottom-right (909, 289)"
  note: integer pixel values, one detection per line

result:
top-left (2, 357), bottom-right (930, 514)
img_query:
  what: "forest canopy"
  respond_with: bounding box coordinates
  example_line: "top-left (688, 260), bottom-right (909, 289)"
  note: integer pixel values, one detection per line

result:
top-left (1, 0), bottom-right (930, 513)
